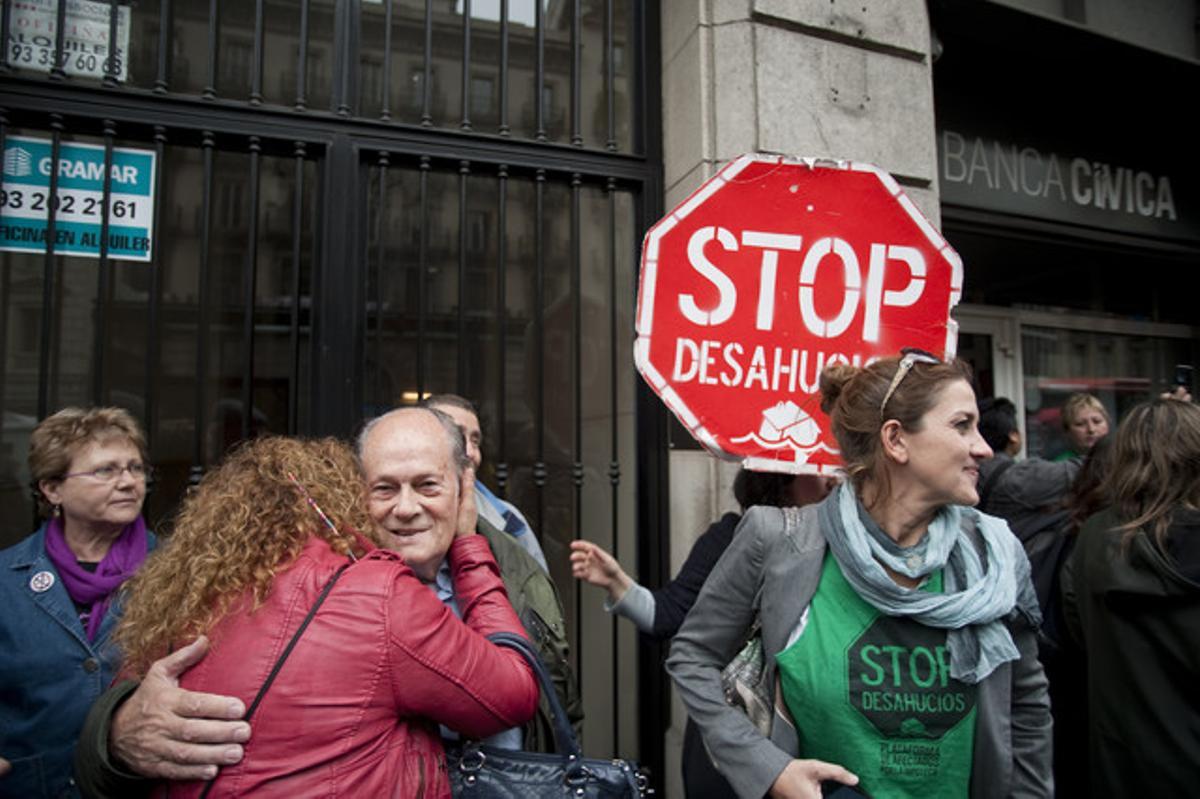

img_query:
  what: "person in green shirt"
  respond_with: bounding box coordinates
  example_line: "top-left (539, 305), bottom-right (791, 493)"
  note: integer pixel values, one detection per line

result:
top-left (668, 350), bottom-right (1051, 799)
top-left (1053, 392), bottom-right (1109, 461)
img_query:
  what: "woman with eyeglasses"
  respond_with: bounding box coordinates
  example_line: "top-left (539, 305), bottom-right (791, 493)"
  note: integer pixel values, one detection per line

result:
top-left (0, 407), bottom-right (155, 799)
top-left (668, 352), bottom-right (1052, 799)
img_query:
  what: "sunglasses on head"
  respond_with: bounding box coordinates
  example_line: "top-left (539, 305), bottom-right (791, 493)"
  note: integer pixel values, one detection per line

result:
top-left (880, 347), bottom-right (941, 419)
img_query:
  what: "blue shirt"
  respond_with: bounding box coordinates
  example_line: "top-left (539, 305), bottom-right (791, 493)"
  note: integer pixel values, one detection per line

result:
top-left (475, 482), bottom-right (549, 572)
top-left (428, 558), bottom-right (523, 751)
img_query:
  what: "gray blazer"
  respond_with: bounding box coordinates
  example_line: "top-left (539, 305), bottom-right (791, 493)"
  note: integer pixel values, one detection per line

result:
top-left (666, 503), bottom-right (1053, 799)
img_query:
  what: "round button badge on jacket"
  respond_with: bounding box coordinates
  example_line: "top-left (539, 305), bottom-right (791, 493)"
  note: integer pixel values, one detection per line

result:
top-left (30, 570), bottom-right (56, 592)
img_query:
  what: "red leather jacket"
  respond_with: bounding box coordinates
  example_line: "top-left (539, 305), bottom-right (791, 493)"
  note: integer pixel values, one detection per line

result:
top-left (156, 533), bottom-right (539, 798)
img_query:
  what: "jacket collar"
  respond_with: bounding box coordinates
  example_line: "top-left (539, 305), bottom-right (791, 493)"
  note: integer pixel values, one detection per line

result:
top-left (8, 524), bottom-right (96, 649)
top-left (5, 523), bottom-right (52, 570)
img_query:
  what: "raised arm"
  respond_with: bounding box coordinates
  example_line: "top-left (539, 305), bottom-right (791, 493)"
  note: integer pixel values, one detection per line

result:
top-left (569, 540), bottom-right (634, 604)
top-left (386, 534), bottom-right (539, 740)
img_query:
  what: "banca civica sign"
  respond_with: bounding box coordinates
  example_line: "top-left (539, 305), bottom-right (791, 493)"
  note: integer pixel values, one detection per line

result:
top-left (634, 154), bottom-right (963, 475)
top-left (1, 135), bottom-right (157, 262)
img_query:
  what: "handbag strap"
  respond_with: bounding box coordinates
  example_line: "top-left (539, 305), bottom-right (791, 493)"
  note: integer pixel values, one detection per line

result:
top-left (198, 562), bottom-right (351, 798)
top-left (486, 631), bottom-right (583, 760)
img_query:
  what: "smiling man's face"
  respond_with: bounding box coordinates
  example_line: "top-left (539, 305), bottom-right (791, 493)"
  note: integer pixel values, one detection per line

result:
top-left (361, 409), bottom-right (460, 582)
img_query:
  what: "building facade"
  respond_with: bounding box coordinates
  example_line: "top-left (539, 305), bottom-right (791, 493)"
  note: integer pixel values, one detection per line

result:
top-left (657, 0), bottom-right (1197, 795)
top-left (2, 0), bottom-right (1197, 795)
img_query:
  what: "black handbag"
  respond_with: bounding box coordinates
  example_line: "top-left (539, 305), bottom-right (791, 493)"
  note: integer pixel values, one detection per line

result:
top-left (448, 631), bottom-right (651, 798)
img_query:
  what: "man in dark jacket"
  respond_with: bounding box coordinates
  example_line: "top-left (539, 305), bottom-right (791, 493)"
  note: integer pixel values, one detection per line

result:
top-left (74, 407), bottom-right (579, 795)
top-left (976, 397), bottom-right (1079, 534)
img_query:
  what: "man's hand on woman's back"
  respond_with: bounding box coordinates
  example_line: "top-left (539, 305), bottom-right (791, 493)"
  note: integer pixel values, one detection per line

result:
top-left (111, 636), bottom-right (250, 780)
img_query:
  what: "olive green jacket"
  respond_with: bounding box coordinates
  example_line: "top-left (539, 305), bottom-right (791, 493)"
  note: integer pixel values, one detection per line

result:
top-left (478, 519), bottom-right (582, 752)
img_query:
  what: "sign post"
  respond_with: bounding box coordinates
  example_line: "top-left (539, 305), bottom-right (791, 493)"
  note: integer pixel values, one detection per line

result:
top-left (1, 135), bottom-right (157, 262)
top-left (635, 154), bottom-right (963, 474)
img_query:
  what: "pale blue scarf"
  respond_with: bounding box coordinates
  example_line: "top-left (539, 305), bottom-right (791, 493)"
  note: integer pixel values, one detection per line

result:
top-left (819, 483), bottom-right (1040, 684)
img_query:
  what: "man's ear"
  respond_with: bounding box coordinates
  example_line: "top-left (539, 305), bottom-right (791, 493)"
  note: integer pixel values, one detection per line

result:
top-left (880, 420), bottom-right (909, 465)
top-left (1007, 430), bottom-right (1022, 456)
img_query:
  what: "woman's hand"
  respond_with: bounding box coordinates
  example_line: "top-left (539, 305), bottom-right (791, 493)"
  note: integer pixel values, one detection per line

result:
top-left (768, 758), bottom-right (859, 799)
top-left (569, 540), bottom-right (633, 604)
top-left (455, 468), bottom-right (477, 539)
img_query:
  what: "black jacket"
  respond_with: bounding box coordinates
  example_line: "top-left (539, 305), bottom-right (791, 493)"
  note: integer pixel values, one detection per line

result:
top-left (1061, 507), bottom-right (1200, 798)
top-left (649, 511), bottom-right (739, 639)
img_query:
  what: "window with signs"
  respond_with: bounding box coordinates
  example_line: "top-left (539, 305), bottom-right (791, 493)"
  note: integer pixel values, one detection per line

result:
top-left (1, 0), bottom-right (660, 780)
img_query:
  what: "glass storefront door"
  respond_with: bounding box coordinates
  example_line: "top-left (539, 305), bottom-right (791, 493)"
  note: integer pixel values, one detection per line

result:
top-left (1021, 320), bottom-right (1197, 459)
top-left (955, 304), bottom-right (1198, 459)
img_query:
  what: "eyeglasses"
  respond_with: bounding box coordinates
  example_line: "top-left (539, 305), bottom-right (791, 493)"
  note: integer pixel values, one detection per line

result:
top-left (880, 348), bottom-right (941, 419)
top-left (62, 462), bottom-right (153, 483)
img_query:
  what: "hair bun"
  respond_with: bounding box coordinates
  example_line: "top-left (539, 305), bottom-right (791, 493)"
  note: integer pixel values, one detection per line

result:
top-left (819, 362), bottom-right (859, 415)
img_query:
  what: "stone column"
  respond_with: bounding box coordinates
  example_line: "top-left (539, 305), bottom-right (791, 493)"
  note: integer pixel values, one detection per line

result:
top-left (658, 2), bottom-right (940, 795)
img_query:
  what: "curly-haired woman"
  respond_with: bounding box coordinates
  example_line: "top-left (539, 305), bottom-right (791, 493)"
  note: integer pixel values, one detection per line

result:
top-left (0, 407), bottom-right (154, 799)
top-left (113, 435), bottom-right (537, 797)
top-left (1062, 398), bottom-right (1200, 797)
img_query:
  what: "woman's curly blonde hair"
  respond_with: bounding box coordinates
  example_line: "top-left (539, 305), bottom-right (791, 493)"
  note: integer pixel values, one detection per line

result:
top-left (115, 436), bottom-right (379, 677)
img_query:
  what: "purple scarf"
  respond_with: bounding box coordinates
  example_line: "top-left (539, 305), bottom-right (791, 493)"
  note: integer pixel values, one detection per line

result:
top-left (44, 515), bottom-right (149, 641)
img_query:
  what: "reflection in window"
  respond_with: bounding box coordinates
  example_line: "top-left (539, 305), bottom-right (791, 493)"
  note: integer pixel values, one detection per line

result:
top-left (471, 75), bottom-right (496, 120)
top-left (219, 39), bottom-right (253, 96)
top-left (361, 57), bottom-right (384, 112)
top-left (468, 210), bottom-right (489, 254)
top-left (16, 308), bottom-right (39, 354)
top-left (409, 66), bottom-right (430, 113)
top-left (1021, 325), bottom-right (1195, 459)
top-left (5, 0), bottom-right (638, 150)
top-left (217, 180), bottom-right (246, 231)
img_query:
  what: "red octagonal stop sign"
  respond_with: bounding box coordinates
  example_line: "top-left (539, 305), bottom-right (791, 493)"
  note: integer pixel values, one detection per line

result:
top-left (635, 154), bottom-right (963, 474)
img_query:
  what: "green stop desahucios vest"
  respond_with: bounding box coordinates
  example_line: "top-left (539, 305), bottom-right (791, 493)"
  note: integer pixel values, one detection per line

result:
top-left (776, 551), bottom-right (978, 799)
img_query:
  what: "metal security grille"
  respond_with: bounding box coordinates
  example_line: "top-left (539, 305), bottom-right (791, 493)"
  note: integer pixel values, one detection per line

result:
top-left (0, 0), bottom-right (667, 782)
top-left (360, 150), bottom-right (644, 754)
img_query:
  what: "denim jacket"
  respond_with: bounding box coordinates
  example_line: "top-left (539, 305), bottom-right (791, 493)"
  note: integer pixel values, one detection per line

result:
top-left (0, 523), bottom-right (154, 799)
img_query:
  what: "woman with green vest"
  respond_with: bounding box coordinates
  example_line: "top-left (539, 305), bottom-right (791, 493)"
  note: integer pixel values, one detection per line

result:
top-left (667, 350), bottom-right (1051, 799)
